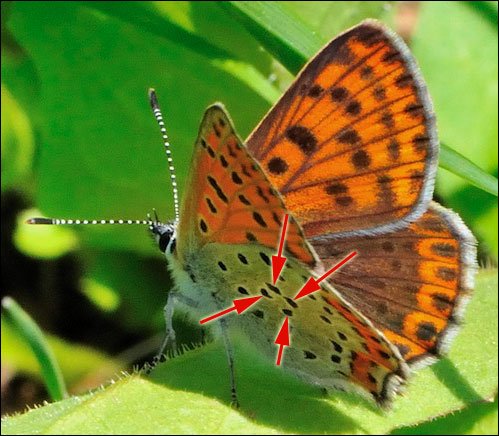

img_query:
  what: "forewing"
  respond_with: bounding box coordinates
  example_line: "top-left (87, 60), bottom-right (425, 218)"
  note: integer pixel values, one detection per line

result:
top-left (246, 20), bottom-right (438, 239)
top-left (176, 104), bottom-right (317, 267)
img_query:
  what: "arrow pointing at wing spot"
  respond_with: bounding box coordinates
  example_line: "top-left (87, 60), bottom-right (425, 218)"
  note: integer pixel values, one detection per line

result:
top-left (199, 296), bottom-right (262, 324)
top-left (293, 252), bottom-right (357, 300)
top-left (275, 317), bottom-right (290, 366)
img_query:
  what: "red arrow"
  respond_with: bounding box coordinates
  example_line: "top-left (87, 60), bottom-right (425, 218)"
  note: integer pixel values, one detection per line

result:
top-left (293, 251), bottom-right (357, 300)
top-left (199, 296), bottom-right (262, 324)
top-left (275, 317), bottom-right (290, 366)
top-left (272, 213), bottom-right (289, 284)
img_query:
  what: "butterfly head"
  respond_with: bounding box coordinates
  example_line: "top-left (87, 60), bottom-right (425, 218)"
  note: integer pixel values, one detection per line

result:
top-left (150, 220), bottom-right (177, 255)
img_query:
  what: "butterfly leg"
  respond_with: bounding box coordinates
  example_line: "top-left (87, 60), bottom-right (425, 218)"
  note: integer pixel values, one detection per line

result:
top-left (153, 291), bottom-right (177, 364)
top-left (219, 318), bottom-right (239, 408)
top-left (175, 293), bottom-right (199, 308)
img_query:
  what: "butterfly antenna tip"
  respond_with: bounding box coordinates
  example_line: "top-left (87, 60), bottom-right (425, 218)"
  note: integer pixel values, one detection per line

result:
top-left (148, 90), bottom-right (180, 224)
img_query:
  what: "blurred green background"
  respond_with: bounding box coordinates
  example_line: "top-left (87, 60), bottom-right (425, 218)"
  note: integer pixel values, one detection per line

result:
top-left (1, 1), bottom-right (497, 434)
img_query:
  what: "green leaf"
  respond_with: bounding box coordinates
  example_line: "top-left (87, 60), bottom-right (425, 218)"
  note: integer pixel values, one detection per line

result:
top-left (2, 297), bottom-right (67, 401)
top-left (392, 394), bottom-right (498, 435)
top-left (2, 270), bottom-right (497, 434)
top-left (0, 85), bottom-right (35, 192)
top-left (85, 2), bottom-right (278, 103)
top-left (464, 0), bottom-right (499, 27)
top-left (1, 317), bottom-right (121, 387)
top-left (14, 208), bottom-right (79, 258)
top-left (440, 143), bottom-right (498, 197)
top-left (81, 250), bottom-right (172, 331)
top-left (222, 1), bottom-right (325, 73)
top-left (411, 1), bottom-right (498, 258)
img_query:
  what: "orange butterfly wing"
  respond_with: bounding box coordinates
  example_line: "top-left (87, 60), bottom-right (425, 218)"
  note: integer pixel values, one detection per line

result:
top-left (246, 20), bottom-right (438, 239)
top-left (176, 104), bottom-right (317, 268)
top-left (313, 202), bottom-right (477, 366)
top-left (245, 19), bottom-right (477, 372)
top-left (173, 20), bottom-right (476, 405)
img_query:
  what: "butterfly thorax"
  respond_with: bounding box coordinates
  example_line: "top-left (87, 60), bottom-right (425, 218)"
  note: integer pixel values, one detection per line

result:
top-left (151, 221), bottom-right (224, 316)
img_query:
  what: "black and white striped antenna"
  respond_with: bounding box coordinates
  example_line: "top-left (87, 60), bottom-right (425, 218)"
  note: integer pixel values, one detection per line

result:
top-left (148, 89), bottom-right (180, 224)
top-left (27, 89), bottom-right (179, 228)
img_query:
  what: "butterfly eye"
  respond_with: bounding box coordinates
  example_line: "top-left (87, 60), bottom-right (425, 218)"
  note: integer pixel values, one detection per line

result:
top-left (158, 230), bottom-right (174, 253)
top-left (149, 220), bottom-right (175, 254)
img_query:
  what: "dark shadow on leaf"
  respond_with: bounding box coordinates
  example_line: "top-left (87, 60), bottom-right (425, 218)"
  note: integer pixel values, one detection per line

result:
top-left (431, 358), bottom-right (483, 403)
top-left (146, 340), bottom-right (380, 434)
top-left (463, 1), bottom-right (499, 29)
top-left (85, 2), bottom-right (233, 61)
top-left (391, 394), bottom-right (497, 435)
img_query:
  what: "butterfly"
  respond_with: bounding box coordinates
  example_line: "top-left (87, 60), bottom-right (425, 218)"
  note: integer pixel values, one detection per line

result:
top-left (29, 20), bottom-right (477, 408)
